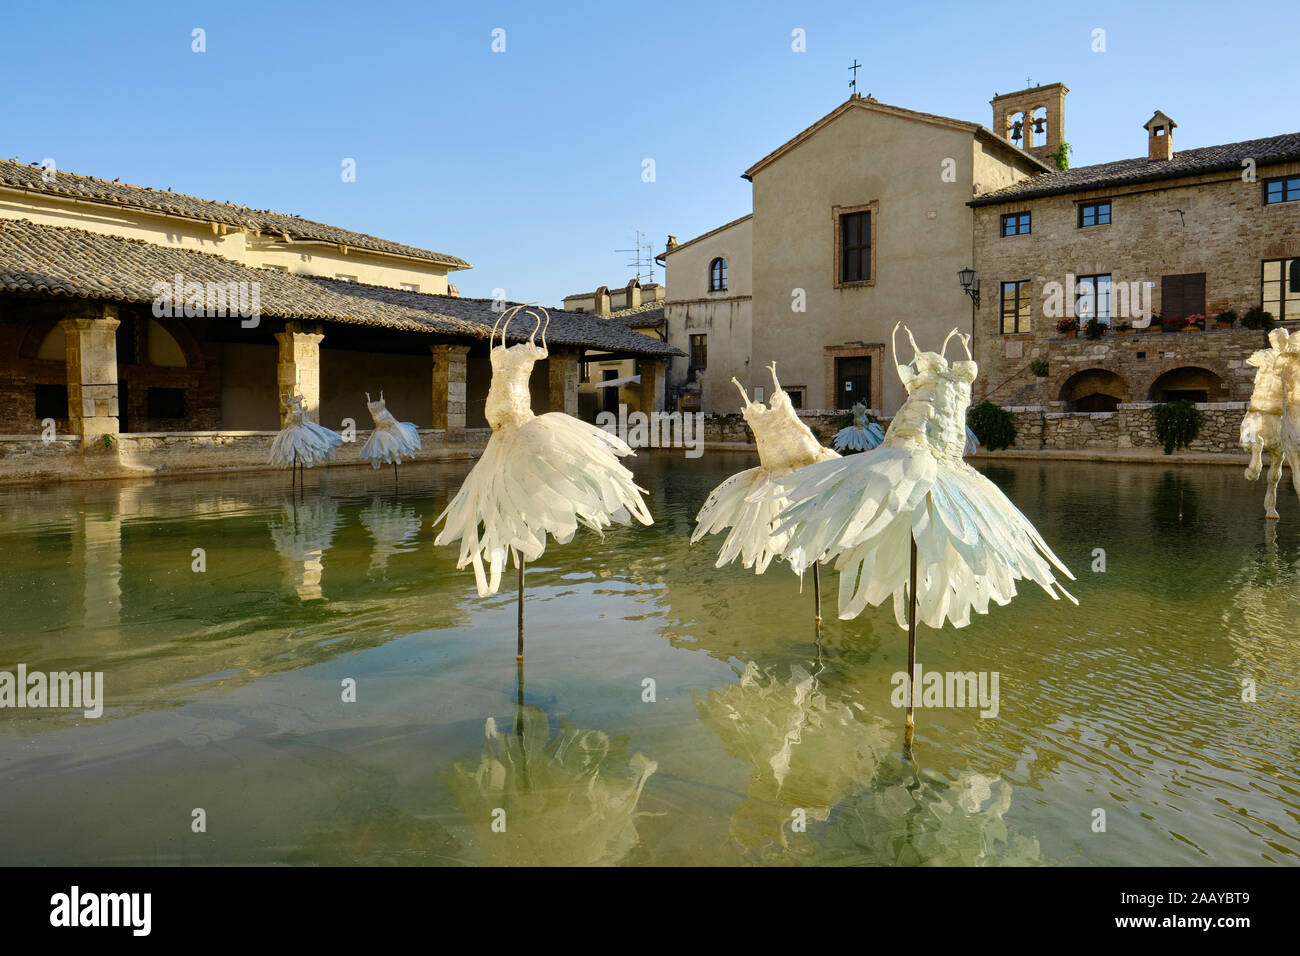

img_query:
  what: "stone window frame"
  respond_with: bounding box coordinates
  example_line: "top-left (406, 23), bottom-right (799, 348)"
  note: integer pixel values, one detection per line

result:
top-left (823, 344), bottom-right (884, 411)
top-left (1000, 211), bottom-right (1031, 237)
top-left (1262, 175), bottom-right (1300, 206)
top-left (832, 201), bottom-right (878, 289)
top-left (1077, 200), bottom-right (1112, 228)
top-left (999, 279), bottom-right (1032, 334)
top-left (784, 386), bottom-right (807, 410)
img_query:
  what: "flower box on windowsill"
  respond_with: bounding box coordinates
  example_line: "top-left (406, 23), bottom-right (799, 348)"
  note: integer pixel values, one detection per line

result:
top-left (1145, 322), bottom-right (1163, 333)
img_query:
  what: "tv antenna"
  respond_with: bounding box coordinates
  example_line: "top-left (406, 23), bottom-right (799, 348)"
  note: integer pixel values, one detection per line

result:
top-left (615, 229), bottom-right (655, 284)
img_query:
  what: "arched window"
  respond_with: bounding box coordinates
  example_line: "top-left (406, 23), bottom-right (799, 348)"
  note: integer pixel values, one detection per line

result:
top-left (708, 257), bottom-right (728, 292)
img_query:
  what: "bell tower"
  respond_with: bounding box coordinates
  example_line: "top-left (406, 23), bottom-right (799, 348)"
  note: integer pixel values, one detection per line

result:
top-left (991, 82), bottom-right (1068, 164)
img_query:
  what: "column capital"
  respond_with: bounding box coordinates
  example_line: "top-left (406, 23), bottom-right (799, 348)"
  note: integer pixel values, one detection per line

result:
top-left (430, 342), bottom-right (472, 357)
top-left (59, 316), bottom-right (121, 333)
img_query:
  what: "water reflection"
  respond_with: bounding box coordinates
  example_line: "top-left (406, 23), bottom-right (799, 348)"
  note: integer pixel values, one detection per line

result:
top-left (445, 667), bottom-right (658, 866)
top-left (695, 659), bottom-right (887, 856)
top-left (818, 766), bottom-right (1045, 866)
top-left (269, 497), bottom-right (342, 601)
top-left (359, 498), bottom-right (422, 576)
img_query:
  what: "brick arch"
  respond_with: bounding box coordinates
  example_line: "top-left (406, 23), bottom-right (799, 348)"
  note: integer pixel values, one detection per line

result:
top-left (1146, 364), bottom-right (1228, 403)
top-left (1059, 367), bottom-right (1130, 412)
top-left (16, 319), bottom-right (62, 361)
top-left (148, 316), bottom-right (206, 370)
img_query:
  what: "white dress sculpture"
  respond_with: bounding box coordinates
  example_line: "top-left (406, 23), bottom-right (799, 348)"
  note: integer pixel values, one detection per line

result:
top-left (268, 389), bottom-right (344, 483)
top-left (1241, 329), bottom-right (1294, 519)
top-left (833, 402), bottom-right (885, 453)
top-left (359, 391), bottom-right (422, 470)
top-left (434, 306), bottom-right (653, 608)
top-left (693, 364), bottom-right (840, 579)
top-left (772, 325), bottom-right (1077, 629)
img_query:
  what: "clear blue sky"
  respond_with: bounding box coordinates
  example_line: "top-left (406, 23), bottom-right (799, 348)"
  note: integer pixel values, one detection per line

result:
top-left (3, 0), bottom-right (1296, 307)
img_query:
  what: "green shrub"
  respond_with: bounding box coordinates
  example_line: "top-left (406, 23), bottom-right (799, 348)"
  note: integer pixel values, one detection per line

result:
top-left (968, 400), bottom-right (1016, 451)
top-left (1030, 358), bottom-right (1049, 377)
top-left (1152, 400), bottom-right (1202, 455)
top-left (1243, 307), bottom-right (1274, 331)
top-left (1084, 318), bottom-right (1108, 339)
top-left (1214, 309), bottom-right (1237, 327)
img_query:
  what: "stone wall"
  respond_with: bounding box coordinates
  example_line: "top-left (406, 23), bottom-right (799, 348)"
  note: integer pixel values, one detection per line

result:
top-left (701, 411), bottom-right (865, 446)
top-left (1006, 401), bottom-right (1247, 453)
top-left (0, 428), bottom-right (491, 484)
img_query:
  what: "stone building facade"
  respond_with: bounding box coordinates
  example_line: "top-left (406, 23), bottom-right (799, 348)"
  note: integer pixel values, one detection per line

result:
top-left (970, 111), bottom-right (1300, 410)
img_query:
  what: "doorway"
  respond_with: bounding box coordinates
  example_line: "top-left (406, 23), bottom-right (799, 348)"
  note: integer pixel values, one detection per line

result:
top-left (601, 369), bottom-right (619, 415)
top-left (835, 356), bottom-right (871, 409)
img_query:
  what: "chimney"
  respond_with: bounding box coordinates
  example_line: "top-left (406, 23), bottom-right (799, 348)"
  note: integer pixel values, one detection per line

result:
top-left (594, 286), bottom-right (610, 318)
top-left (626, 279), bottom-right (641, 309)
top-left (1144, 111), bottom-right (1176, 161)
top-left (665, 235), bottom-right (678, 252)
top-left (990, 82), bottom-right (1068, 164)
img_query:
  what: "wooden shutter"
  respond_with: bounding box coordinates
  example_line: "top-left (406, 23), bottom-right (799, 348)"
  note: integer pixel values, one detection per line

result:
top-left (1161, 273), bottom-right (1206, 320)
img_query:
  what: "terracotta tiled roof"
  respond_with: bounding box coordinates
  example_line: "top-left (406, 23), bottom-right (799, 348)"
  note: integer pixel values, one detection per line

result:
top-left (0, 219), bottom-right (681, 356)
top-left (969, 132), bottom-right (1300, 205)
top-left (0, 157), bottom-right (471, 269)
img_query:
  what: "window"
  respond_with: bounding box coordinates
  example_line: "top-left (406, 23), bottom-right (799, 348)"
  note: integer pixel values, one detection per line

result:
top-left (1000, 280), bottom-right (1031, 333)
top-left (689, 334), bottom-right (707, 369)
top-left (786, 388), bottom-right (805, 410)
top-left (146, 387), bottom-right (187, 419)
top-left (1001, 212), bottom-right (1031, 236)
top-left (1076, 274), bottom-right (1112, 323)
top-left (1079, 201), bottom-right (1111, 227)
top-left (399, 282), bottom-right (419, 292)
top-left (1263, 258), bottom-right (1300, 321)
top-left (1161, 273), bottom-right (1206, 322)
top-left (839, 211), bottom-right (871, 282)
top-left (34, 384), bottom-right (68, 420)
top-left (1263, 176), bottom-right (1300, 205)
top-left (708, 258), bottom-right (727, 292)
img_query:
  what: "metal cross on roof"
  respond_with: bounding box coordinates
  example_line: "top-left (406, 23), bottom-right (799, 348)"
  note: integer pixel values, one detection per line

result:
top-left (848, 59), bottom-right (861, 94)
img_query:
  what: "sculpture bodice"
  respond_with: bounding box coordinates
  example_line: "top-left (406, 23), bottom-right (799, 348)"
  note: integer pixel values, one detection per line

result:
top-left (284, 394), bottom-right (309, 427)
top-left (743, 387), bottom-right (832, 476)
top-left (486, 342), bottom-right (546, 429)
top-left (366, 397), bottom-right (399, 429)
top-left (884, 353), bottom-right (977, 461)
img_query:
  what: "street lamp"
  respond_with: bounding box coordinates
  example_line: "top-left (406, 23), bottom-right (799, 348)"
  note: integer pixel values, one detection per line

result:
top-left (958, 267), bottom-right (980, 309)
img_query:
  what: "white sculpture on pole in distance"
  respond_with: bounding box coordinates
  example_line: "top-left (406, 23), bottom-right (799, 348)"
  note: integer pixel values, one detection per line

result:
top-left (1241, 328), bottom-right (1297, 519)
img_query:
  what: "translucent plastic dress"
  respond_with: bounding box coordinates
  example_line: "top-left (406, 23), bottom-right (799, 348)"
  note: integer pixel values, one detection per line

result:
top-left (359, 392), bottom-right (422, 468)
top-left (833, 403), bottom-right (885, 453)
top-left (692, 363), bottom-right (839, 574)
top-left (772, 326), bottom-right (1077, 628)
top-left (434, 308), bottom-right (653, 596)
top-left (268, 390), bottom-right (344, 468)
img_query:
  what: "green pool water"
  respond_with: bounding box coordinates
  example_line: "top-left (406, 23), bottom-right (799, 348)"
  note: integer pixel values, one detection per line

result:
top-left (0, 452), bottom-right (1297, 866)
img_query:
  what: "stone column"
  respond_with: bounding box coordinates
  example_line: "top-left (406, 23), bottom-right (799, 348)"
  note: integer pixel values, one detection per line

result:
top-left (274, 322), bottom-right (324, 426)
top-left (548, 348), bottom-right (580, 415)
top-left (60, 305), bottom-right (121, 459)
top-left (431, 344), bottom-right (470, 438)
top-left (638, 358), bottom-right (666, 414)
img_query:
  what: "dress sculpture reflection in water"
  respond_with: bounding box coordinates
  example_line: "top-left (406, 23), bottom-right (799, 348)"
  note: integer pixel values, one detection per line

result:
top-left (1241, 329), bottom-right (1296, 519)
top-left (359, 392), bottom-right (421, 472)
top-left (434, 305), bottom-right (653, 618)
top-left (773, 325), bottom-right (1078, 629)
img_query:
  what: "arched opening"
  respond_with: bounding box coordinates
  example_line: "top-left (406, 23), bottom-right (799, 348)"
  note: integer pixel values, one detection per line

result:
top-left (708, 257), bottom-right (727, 292)
top-left (36, 325), bottom-right (65, 361)
top-left (1148, 366), bottom-right (1225, 404)
top-left (1060, 368), bottom-right (1128, 412)
top-left (1031, 107), bottom-right (1047, 148)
